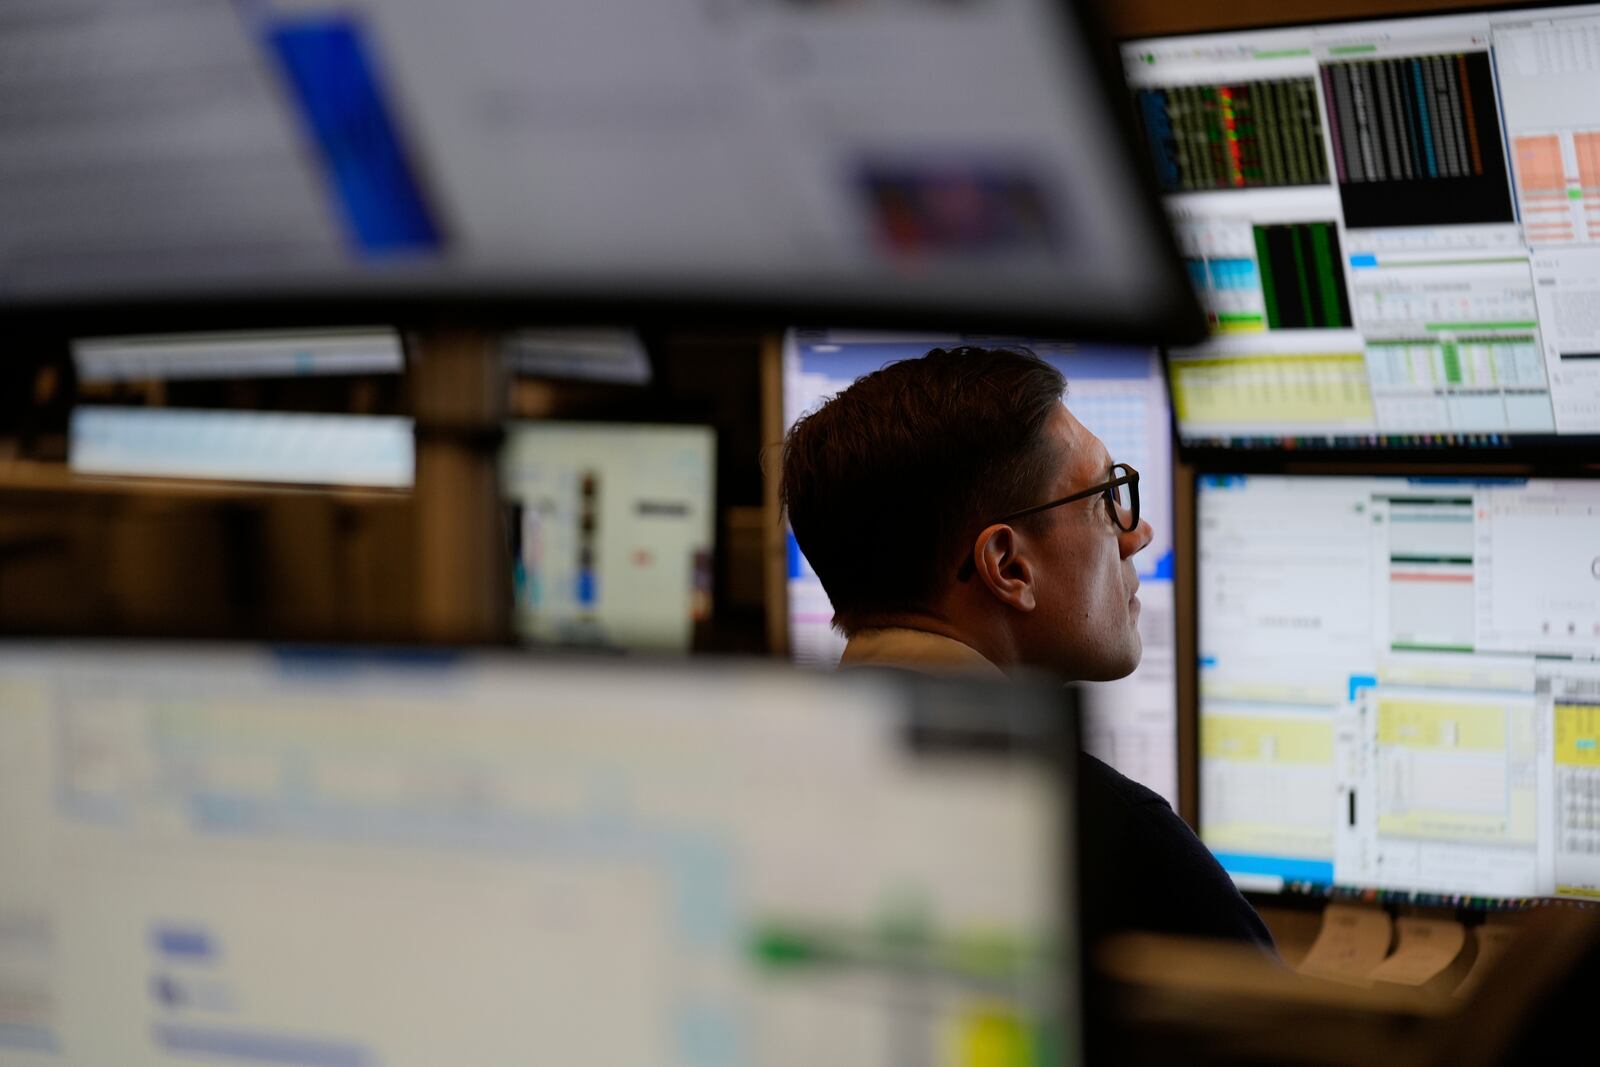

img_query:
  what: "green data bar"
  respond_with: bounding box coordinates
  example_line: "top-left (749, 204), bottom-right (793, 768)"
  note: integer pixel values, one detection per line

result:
top-left (1311, 225), bottom-right (1341, 328)
top-left (1254, 48), bottom-right (1313, 58)
top-left (1329, 44), bottom-right (1379, 55)
top-left (1442, 343), bottom-right (1463, 384)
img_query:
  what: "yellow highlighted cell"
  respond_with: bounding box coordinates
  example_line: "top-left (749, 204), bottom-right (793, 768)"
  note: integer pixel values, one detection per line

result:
top-left (956, 1008), bottom-right (1028, 1067)
top-left (1170, 352), bottom-right (1373, 426)
top-left (1377, 700), bottom-right (1506, 751)
top-left (1556, 883), bottom-right (1600, 901)
top-left (1555, 703), bottom-right (1600, 768)
top-left (1202, 714), bottom-right (1333, 763)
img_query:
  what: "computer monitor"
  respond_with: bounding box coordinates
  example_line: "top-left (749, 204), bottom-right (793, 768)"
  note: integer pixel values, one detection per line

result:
top-left (0, 0), bottom-right (1199, 342)
top-left (71, 329), bottom-right (404, 382)
top-left (502, 422), bottom-right (715, 652)
top-left (781, 330), bottom-right (1178, 803)
top-left (69, 407), bottom-right (415, 488)
top-left (1123, 5), bottom-right (1600, 452)
top-left (1196, 473), bottom-right (1600, 903)
top-left (0, 643), bottom-right (1079, 1065)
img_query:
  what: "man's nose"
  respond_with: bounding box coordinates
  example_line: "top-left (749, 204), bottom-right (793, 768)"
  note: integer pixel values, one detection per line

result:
top-left (1119, 518), bottom-right (1154, 560)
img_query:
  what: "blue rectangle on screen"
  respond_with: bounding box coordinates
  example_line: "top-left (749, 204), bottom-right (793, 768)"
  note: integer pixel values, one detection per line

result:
top-left (1211, 852), bottom-right (1334, 884)
top-left (154, 1024), bottom-right (373, 1067)
top-left (1349, 254), bottom-right (1379, 268)
top-left (153, 926), bottom-right (216, 962)
top-left (787, 530), bottom-right (804, 580)
top-left (1150, 548), bottom-right (1174, 581)
top-left (268, 17), bottom-right (441, 254)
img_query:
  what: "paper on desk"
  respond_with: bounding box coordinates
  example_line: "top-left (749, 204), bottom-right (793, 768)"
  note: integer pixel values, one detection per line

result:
top-left (1297, 904), bottom-right (1393, 984)
top-left (1453, 923), bottom-right (1521, 998)
top-left (1367, 917), bottom-right (1466, 987)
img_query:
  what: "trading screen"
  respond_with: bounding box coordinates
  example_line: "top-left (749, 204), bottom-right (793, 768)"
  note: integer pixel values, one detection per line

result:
top-left (1197, 474), bottom-right (1600, 902)
top-left (1125, 5), bottom-right (1600, 448)
top-left (502, 422), bottom-right (715, 653)
top-left (0, 646), bottom-right (1073, 1065)
top-left (782, 331), bottom-right (1178, 804)
top-left (71, 330), bottom-right (404, 383)
top-left (69, 407), bottom-right (415, 489)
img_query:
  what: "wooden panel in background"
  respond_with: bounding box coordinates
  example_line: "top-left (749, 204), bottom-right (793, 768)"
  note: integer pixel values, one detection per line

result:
top-left (0, 466), bottom-right (416, 641)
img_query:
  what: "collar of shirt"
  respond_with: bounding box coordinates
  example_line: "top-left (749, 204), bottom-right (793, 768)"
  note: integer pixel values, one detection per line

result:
top-left (838, 627), bottom-right (1007, 680)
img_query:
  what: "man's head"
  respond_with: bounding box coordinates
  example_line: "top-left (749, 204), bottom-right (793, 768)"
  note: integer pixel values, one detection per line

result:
top-left (781, 346), bottom-right (1152, 681)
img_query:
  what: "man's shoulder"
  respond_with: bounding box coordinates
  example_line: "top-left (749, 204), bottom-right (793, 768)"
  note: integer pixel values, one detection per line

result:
top-left (1076, 751), bottom-right (1278, 951)
top-left (1077, 751), bottom-right (1170, 813)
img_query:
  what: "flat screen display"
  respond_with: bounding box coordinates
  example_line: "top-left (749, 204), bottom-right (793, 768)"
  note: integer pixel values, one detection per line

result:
top-left (502, 421), bottom-right (715, 652)
top-left (1197, 473), bottom-right (1600, 904)
top-left (1124, 5), bottom-right (1600, 450)
top-left (0, 0), bottom-right (1198, 340)
top-left (0, 644), bottom-right (1078, 1064)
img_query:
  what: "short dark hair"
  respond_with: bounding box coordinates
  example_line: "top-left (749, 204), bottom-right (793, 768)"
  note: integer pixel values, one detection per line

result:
top-left (781, 346), bottom-right (1066, 633)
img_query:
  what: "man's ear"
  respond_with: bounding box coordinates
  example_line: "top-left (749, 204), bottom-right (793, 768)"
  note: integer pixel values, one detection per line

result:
top-left (970, 524), bottom-right (1037, 613)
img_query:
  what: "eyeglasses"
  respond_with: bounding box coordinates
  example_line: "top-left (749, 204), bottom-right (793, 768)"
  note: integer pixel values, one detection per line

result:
top-left (956, 463), bottom-right (1140, 581)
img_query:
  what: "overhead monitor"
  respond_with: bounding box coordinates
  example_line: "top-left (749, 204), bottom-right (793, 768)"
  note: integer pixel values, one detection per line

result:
top-left (502, 329), bottom-right (653, 387)
top-left (782, 329), bottom-right (1178, 804)
top-left (0, 0), bottom-right (1199, 341)
top-left (1196, 473), bottom-right (1600, 904)
top-left (71, 329), bottom-right (404, 383)
top-left (1123, 5), bottom-right (1600, 452)
top-left (502, 422), bottom-right (715, 652)
top-left (0, 643), bottom-right (1077, 1064)
top-left (69, 406), bottom-right (415, 488)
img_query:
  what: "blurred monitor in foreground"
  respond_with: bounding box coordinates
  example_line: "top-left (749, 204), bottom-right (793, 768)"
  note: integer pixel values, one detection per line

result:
top-left (781, 329), bottom-right (1178, 804)
top-left (69, 407), bottom-right (415, 489)
top-left (1124, 4), bottom-right (1600, 452)
top-left (1196, 473), bottom-right (1600, 903)
top-left (0, 0), bottom-right (1200, 341)
top-left (502, 422), bottom-right (715, 652)
top-left (0, 644), bottom-right (1077, 1065)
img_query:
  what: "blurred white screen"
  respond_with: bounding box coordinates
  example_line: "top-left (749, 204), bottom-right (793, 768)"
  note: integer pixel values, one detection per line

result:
top-left (0, 645), bottom-right (1074, 1066)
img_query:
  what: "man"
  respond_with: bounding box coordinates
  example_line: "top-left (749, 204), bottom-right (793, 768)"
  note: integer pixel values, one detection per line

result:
top-left (781, 345), bottom-right (1273, 949)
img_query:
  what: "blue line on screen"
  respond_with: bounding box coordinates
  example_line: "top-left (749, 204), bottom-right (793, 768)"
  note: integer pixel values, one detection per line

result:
top-left (267, 16), bottom-right (441, 254)
top-left (1211, 852), bottom-right (1334, 884)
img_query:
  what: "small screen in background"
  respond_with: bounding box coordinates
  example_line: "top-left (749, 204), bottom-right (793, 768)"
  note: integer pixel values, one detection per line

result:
top-left (502, 422), bottom-right (715, 653)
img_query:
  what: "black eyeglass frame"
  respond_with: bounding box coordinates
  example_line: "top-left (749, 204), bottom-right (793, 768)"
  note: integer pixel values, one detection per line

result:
top-left (956, 463), bottom-right (1140, 581)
